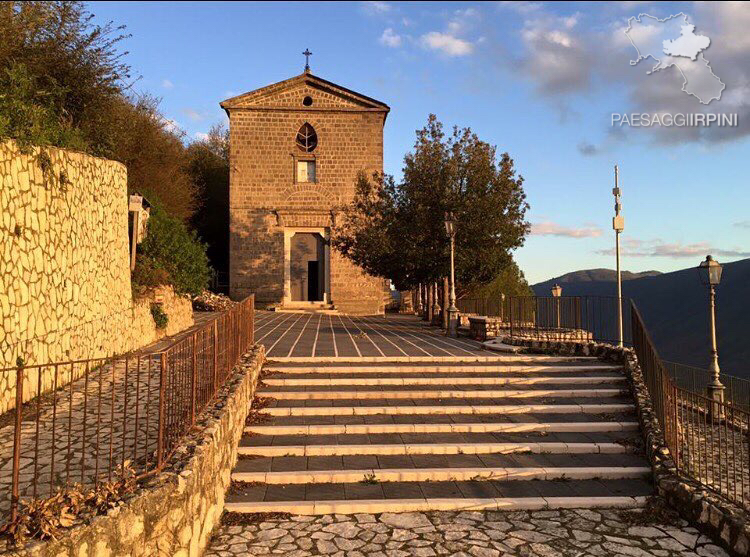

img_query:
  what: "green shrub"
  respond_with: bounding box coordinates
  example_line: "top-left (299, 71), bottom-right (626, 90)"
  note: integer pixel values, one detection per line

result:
top-left (150, 303), bottom-right (168, 329)
top-left (133, 207), bottom-right (211, 297)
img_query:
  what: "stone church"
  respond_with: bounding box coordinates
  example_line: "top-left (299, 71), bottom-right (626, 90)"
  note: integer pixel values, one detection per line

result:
top-left (220, 67), bottom-right (390, 314)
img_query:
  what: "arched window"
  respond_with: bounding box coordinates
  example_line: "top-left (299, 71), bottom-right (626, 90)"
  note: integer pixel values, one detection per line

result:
top-left (296, 123), bottom-right (318, 152)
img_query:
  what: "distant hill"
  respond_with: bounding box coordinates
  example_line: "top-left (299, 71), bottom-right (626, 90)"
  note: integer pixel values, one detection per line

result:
top-left (531, 259), bottom-right (750, 379)
top-left (535, 268), bottom-right (662, 288)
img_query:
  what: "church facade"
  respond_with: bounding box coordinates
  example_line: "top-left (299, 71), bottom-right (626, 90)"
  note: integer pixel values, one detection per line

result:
top-left (220, 70), bottom-right (390, 314)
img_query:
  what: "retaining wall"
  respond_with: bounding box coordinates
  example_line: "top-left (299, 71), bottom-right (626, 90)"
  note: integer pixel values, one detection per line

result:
top-left (0, 140), bottom-right (193, 414)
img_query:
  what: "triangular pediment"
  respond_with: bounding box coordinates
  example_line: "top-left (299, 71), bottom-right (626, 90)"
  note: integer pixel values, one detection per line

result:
top-left (220, 72), bottom-right (389, 112)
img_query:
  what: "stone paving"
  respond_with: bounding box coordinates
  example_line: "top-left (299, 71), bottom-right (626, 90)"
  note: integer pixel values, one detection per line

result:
top-left (254, 313), bottom-right (486, 359)
top-left (205, 508), bottom-right (730, 557)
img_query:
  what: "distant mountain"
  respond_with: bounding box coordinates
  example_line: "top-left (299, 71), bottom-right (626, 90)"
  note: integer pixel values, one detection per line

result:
top-left (531, 259), bottom-right (750, 379)
top-left (536, 268), bottom-right (662, 288)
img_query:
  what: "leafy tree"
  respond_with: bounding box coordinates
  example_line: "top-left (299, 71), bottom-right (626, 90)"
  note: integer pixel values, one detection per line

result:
top-left (464, 261), bottom-right (534, 300)
top-left (334, 114), bottom-right (530, 294)
top-left (186, 124), bottom-right (230, 273)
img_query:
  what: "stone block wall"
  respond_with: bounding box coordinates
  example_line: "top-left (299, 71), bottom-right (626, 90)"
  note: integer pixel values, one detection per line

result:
top-left (14, 345), bottom-right (265, 557)
top-left (0, 140), bottom-right (193, 414)
top-left (468, 316), bottom-right (593, 343)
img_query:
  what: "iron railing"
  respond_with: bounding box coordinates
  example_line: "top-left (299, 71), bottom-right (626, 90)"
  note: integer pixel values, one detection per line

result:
top-left (664, 361), bottom-right (750, 413)
top-left (456, 297), bottom-right (506, 319)
top-left (1, 294), bottom-right (255, 525)
top-left (489, 295), bottom-right (632, 346)
top-left (632, 302), bottom-right (750, 510)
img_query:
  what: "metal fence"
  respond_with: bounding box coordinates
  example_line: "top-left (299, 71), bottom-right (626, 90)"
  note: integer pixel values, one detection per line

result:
top-left (461, 295), bottom-right (631, 346)
top-left (2, 294), bottom-right (255, 525)
top-left (664, 361), bottom-right (750, 413)
top-left (456, 297), bottom-right (507, 319)
top-left (632, 302), bottom-right (750, 510)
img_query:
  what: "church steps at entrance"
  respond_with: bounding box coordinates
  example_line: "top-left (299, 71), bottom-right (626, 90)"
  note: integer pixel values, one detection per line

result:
top-left (227, 353), bottom-right (651, 514)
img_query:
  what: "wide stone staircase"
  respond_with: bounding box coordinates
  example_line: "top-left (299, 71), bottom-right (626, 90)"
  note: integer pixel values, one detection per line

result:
top-left (225, 355), bottom-right (653, 515)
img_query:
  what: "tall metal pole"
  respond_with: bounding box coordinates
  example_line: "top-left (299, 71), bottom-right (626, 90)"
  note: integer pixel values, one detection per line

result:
top-left (613, 165), bottom-right (625, 348)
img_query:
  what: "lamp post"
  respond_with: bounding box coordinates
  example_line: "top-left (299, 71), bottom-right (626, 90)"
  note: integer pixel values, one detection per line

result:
top-left (444, 212), bottom-right (459, 337)
top-left (698, 255), bottom-right (724, 405)
top-left (551, 283), bottom-right (562, 329)
top-left (612, 165), bottom-right (625, 347)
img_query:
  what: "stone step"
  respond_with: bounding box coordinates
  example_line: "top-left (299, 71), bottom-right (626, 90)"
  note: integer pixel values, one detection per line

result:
top-left (264, 363), bottom-right (621, 374)
top-left (267, 356), bottom-right (604, 364)
top-left (236, 441), bottom-right (634, 457)
top-left (224, 478), bottom-right (653, 513)
top-left (265, 412), bottom-right (637, 427)
top-left (234, 451), bottom-right (650, 473)
top-left (231, 465), bottom-right (652, 484)
top-left (262, 375), bottom-right (625, 386)
top-left (223, 496), bottom-right (648, 514)
top-left (259, 387), bottom-right (627, 400)
top-left (263, 403), bottom-right (635, 417)
top-left (245, 421), bottom-right (640, 436)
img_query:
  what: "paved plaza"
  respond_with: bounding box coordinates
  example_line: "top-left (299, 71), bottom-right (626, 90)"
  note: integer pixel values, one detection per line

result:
top-left (205, 508), bottom-right (730, 557)
top-left (254, 312), bottom-right (486, 360)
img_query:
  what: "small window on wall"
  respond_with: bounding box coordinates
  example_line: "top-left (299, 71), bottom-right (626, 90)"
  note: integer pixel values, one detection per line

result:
top-left (297, 160), bottom-right (316, 183)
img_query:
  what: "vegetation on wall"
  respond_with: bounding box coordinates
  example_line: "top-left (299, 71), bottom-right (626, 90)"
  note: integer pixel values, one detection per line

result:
top-left (149, 303), bottom-right (169, 329)
top-left (132, 207), bottom-right (211, 297)
top-left (334, 114), bottom-right (530, 296)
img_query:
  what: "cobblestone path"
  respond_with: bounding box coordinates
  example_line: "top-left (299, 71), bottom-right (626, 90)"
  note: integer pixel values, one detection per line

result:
top-left (205, 508), bottom-right (730, 557)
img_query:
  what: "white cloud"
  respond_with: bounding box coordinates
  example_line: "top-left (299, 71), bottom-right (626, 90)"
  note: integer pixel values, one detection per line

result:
top-left (161, 79), bottom-right (174, 89)
top-left (734, 221), bottom-right (750, 229)
top-left (379, 28), bottom-right (402, 48)
top-left (194, 132), bottom-right (209, 141)
top-left (362, 1), bottom-right (391, 15)
top-left (596, 238), bottom-right (750, 258)
top-left (421, 32), bottom-right (474, 57)
top-left (184, 108), bottom-right (205, 122)
top-left (531, 221), bottom-right (603, 238)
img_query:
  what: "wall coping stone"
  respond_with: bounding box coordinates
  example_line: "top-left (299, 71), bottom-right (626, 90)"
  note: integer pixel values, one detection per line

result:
top-left (503, 335), bottom-right (750, 557)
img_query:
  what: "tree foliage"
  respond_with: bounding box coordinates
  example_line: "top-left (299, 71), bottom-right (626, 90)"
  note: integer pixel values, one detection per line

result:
top-left (0, 1), bottom-right (198, 219)
top-left (334, 114), bottom-right (530, 294)
top-left (133, 207), bottom-right (211, 297)
top-left (185, 124), bottom-right (230, 274)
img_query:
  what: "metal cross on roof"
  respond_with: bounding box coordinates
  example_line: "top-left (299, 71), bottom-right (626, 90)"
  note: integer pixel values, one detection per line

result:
top-left (303, 48), bottom-right (312, 72)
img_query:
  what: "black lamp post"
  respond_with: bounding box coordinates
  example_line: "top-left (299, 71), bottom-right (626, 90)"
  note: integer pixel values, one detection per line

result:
top-left (698, 255), bottom-right (724, 404)
top-left (444, 212), bottom-right (458, 338)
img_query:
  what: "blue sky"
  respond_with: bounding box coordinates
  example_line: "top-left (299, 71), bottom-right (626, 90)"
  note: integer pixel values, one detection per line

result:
top-left (87, 1), bottom-right (750, 284)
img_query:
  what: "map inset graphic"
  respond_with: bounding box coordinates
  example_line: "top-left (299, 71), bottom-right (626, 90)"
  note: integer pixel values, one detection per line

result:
top-left (625, 13), bottom-right (725, 105)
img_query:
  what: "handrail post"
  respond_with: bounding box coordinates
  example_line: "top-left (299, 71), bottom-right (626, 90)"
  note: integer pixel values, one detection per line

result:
top-left (157, 352), bottom-right (167, 467)
top-left (191, 333), bottom-right (197, 425)
top-left (11, 360), bottom-right (24, 523)
top-left (213, 319), bottom-right (219, 393)
top-left (250, 294), bottom-right (255, 344)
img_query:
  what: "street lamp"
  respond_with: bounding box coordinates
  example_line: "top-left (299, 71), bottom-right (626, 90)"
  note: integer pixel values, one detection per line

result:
top-left (612, 165), bottom-right (625, 348)
top-left (444, 212), bottom-right (458, 337)
top-left (551, 284), bottom-right (562, 329)
top-left (697, 255), bottom-right (724, 404)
